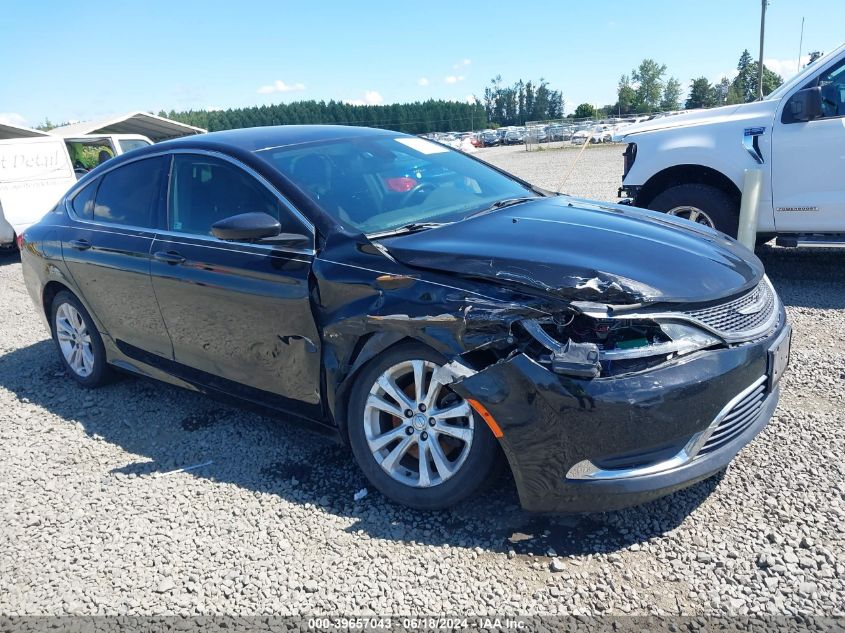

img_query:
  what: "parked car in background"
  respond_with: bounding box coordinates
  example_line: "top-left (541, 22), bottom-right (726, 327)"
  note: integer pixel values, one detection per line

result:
top-left (616, 42), bottom-right (845, 245)
top-left (0, 136), bottom-right (78, 253)
top-left (525, 127), bottom-right (548, 143)
top-left (21, 125), bottom-right (789, 513)
top-left (503, 130), bottom-right (524, 145)
top-left (481, 131), bottom-right (499, 147)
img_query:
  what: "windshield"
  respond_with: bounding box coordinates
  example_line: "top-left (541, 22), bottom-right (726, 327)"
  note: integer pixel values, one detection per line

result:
top-left (765, 43), bottom-right (845, 101)
top-left (255, 135), bottom-right (534, 234)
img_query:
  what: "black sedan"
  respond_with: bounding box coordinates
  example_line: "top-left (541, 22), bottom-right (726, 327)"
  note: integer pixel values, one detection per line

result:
top-left (20, 125), bottom-right (790, 512)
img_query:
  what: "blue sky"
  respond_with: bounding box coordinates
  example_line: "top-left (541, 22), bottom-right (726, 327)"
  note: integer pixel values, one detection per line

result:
top-left (2, 0), bottom-right (843, 128)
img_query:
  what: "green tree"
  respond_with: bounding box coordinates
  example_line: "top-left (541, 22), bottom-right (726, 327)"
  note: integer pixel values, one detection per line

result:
top-left (616, 75), bottom-right (637, 115)
top-left (715, 77), bottom-right (732, 105)
top-left (573, 103), bottom-right (596, 119)
top-left (734, 49), bottom-right (757, 102)
top-left (686, 77), bottom-right (718, 109)
top-left (632, 59), bottom-right (667, 112)
top-left (660, 77), bottom-right (682, 111)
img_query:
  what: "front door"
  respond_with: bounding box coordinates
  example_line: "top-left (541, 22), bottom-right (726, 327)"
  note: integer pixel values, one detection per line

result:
top-left (772, 56), bottom-right (845, 232)
top-left (149, 152), bottom-right (322, 415)
top-left (61, 155), bottom-right (173, 360)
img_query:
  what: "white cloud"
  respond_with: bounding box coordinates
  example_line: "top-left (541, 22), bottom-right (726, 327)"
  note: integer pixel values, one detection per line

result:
top-left (0, 112), bottom-right (29, 128)
top-left (445, 75), bottom-right (465, 84)
top-left (417, 77), bottom-right (429, 86)
top-left (256, 80), bottom-right (306, 95)
top-left (344, 90), bottom-right (384, 106)
top-left (453, 58), bottom-right (471, 69)
top-left (764, 55), bottom-right (810, 79)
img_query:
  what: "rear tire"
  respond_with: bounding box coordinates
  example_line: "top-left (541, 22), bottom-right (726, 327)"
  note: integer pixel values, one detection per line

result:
top-left (50, 291), bottom-right (111, 388)
top-left (347, 342), bottom-right (500, 510)
top-left (649, 183), bottom-right (739, 238)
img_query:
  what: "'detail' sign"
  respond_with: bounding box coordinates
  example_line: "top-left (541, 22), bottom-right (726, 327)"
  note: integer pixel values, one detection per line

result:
top-left (0, 139), bottom-right (73, 184)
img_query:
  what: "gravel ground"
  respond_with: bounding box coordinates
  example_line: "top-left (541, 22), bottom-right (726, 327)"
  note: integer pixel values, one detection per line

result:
top-left (1, 146), bottom-right (844, 617)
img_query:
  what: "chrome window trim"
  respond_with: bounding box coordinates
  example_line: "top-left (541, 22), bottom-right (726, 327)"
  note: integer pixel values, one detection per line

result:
top-left (63, 148), bottom-right (316, 255)
top-left (150, 231), bottom-right (313, 261)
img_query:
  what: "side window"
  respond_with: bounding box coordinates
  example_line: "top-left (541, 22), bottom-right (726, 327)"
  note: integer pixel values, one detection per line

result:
top-left (93, 157), bottom-right (168, 227)
top-left (70, 179), bottom-right (98, 220)
top-left (818, 59), bottom-right (845, 118)
top-left (168, 154), bottom-right (286, 237)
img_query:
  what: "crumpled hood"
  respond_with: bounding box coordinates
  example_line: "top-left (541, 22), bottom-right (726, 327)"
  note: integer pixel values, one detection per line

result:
top-left (614, 100), bottom-right (777, 140)
top-left (380, 197), bottom-right (764, 305)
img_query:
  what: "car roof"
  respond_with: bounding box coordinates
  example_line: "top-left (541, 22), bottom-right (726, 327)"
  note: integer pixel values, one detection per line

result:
top-left (157, 124), bottom-right (400, 154)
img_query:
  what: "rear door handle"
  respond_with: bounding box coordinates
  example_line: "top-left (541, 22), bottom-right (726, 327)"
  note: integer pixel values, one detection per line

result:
top-left (153, 250), bottom-right (185, 265)
top-left (68, 239), bottom-right (91, 251)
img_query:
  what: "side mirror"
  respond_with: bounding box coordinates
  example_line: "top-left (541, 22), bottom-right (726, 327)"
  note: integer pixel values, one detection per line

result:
top-left (787, 86), bottom-right (822, 122)
top-left (211, 212), bottom-right (281, 242)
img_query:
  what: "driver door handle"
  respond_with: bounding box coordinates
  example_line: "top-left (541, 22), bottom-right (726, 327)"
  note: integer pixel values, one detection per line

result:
top-left (153, 250), bottom-right (185, 265)
top-left (68, 239), bottom-right (91, 251)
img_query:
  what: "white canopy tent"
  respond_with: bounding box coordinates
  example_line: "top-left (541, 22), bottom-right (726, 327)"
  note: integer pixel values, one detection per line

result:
top-left (49, 111), bottom-right (206, 141)
top-left (0, 122), bottom-right (51, 140)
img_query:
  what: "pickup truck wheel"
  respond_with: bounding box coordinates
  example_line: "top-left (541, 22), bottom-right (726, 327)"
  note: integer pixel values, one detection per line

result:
top-left (649, 184), bottom-right (739, 238)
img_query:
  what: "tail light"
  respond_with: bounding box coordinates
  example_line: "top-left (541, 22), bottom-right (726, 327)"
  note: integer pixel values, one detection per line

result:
top-left (385, 177), bottom-right (417, 192)
top-left (16, 233), bottom-right (24, 250)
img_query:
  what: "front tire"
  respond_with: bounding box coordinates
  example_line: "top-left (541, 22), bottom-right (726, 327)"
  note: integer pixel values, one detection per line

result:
top-left (347, 343), bottom-right (500, 510)
top-left (50, 291), bottom-right (111, 388)
top-left (649, 183), bottom-right (739, 238)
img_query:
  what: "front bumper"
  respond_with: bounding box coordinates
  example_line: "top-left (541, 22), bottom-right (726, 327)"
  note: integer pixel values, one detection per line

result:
top-left (453, 321), bottom-right (786, 513)
top-left (617, 184), bottom-right (642, 205)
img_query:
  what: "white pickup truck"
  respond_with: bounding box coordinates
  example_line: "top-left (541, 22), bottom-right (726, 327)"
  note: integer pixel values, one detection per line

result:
top-left (616, 42), bottom-right (845, 247)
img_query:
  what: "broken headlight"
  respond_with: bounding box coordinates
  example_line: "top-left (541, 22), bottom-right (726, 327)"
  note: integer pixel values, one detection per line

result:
top-left (519, 317), bottom-right (722, 378)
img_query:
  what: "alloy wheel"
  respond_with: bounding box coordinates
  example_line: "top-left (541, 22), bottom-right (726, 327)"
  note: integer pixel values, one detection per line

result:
top-left (667, 205), bottom-right (716, 228)
top-left (55, 303), bottom-right (94, 378)
top-left (363, 359), bottom-right (474, 488)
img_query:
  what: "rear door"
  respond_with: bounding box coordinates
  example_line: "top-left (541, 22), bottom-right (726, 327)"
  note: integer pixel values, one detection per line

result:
top-left (61, 156), bottom-right (173, 360)
top-left (772, 56), bottom-right (845, 232)
top-left (149, 152), bottom-right (322, 415)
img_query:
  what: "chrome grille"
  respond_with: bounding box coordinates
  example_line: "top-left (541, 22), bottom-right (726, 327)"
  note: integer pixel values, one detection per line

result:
top-left (683, 279), bottom-right (776, 339)
top-left (697, 380), bottom-right (767, 456)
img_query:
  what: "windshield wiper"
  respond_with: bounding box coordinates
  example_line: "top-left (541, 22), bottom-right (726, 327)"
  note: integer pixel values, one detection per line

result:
top-left (367, 222), bottom-right (446, 239)
top-left (466, 196), bottom-right (538, 219)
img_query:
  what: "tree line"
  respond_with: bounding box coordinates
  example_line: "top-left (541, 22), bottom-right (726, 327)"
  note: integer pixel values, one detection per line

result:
top-left (44, 47), bottom-right (809, 137)
top-left (160, 100), bottom-right (488, 135)
top-left (482, 77), bottom-right (565, 126)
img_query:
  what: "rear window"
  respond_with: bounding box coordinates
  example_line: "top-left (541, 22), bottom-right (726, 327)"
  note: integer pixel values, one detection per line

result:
top-left (118, 138), bottom-right (152, 154)
top-left (93, 157), bottom-right (168, 228)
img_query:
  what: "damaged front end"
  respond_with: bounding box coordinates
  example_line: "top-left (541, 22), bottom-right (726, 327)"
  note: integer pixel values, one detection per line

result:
top-left (314, 202), bottom-right (785, 512)
top-left (517, 312), bottom-right (721, 379)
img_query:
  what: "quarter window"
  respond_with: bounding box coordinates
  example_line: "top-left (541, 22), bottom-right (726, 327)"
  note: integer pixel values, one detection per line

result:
top-left (93, 156), bottom-right (168, 227)
top-left (71, 179), bottom-right (98, 220)
top-left (168, 155), bottom-right (285, 236)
